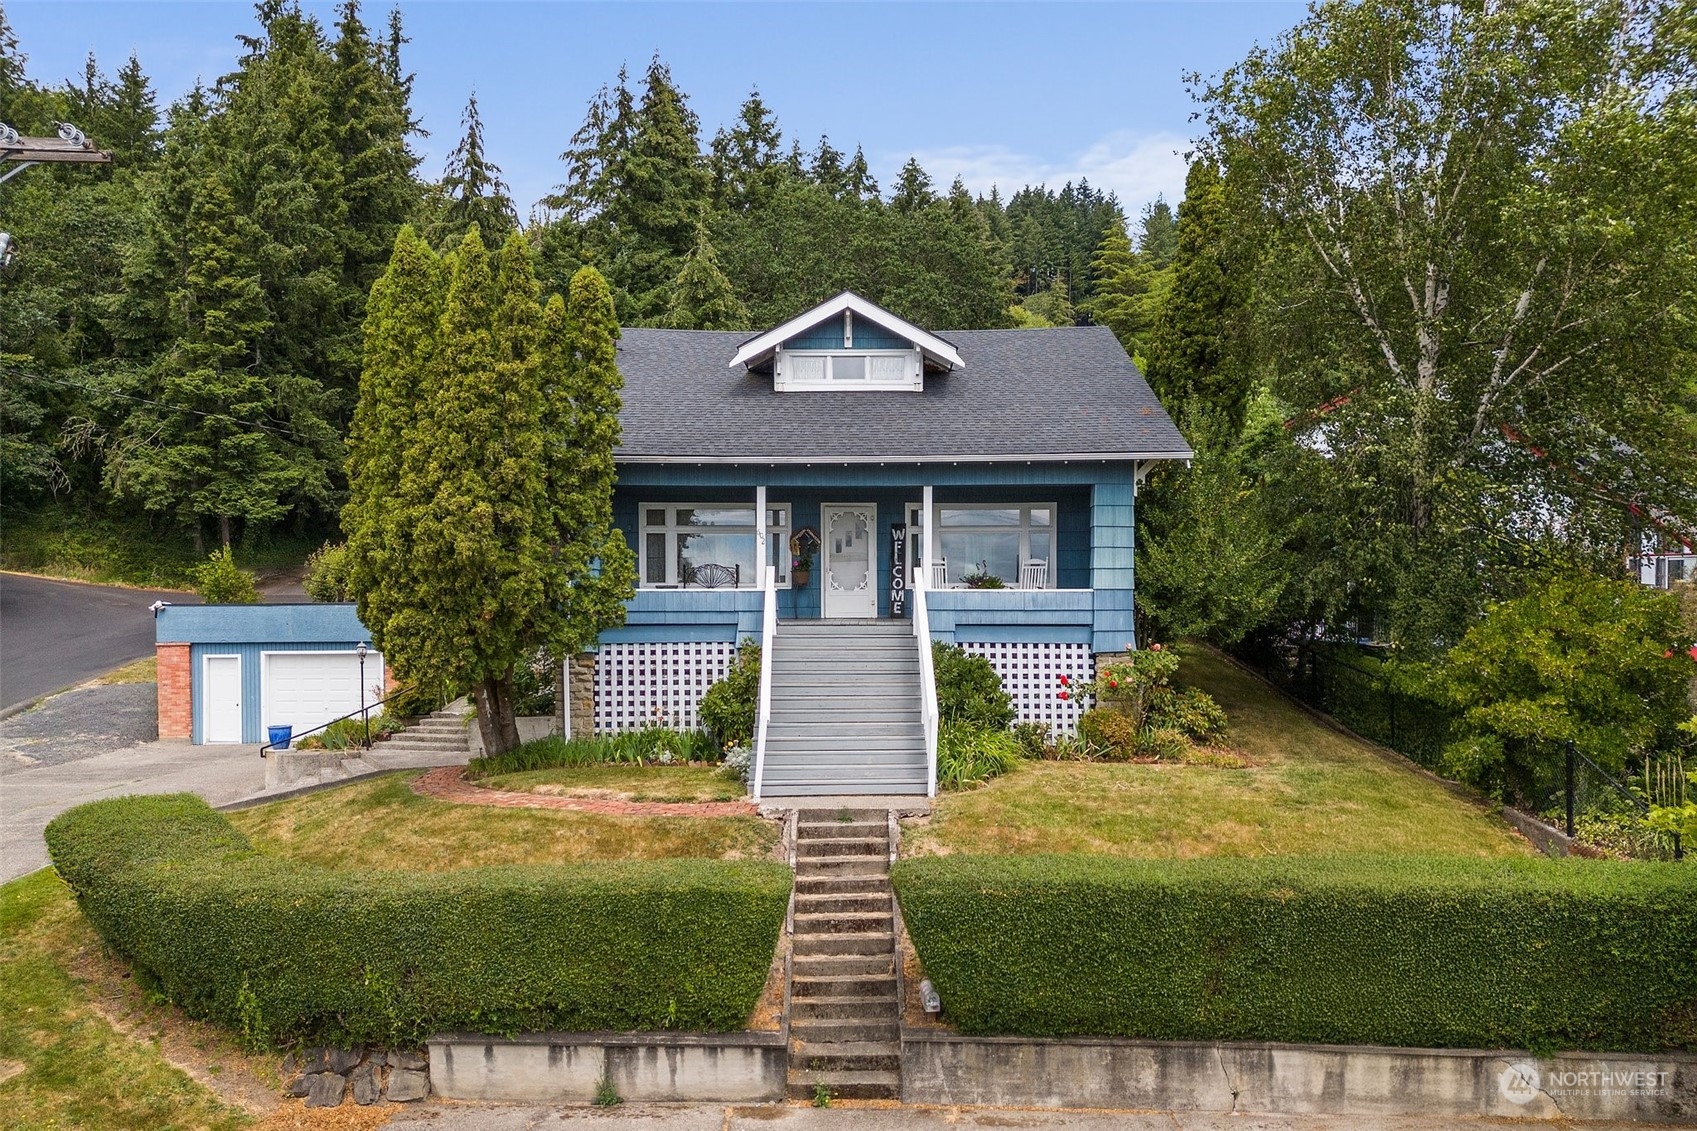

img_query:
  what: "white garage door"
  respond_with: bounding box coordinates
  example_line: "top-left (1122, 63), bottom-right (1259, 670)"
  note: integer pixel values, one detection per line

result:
top-left (263, 652), bottom-right (384, 742)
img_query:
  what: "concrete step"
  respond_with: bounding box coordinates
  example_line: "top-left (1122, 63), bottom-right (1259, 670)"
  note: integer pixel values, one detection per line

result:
top-left (795, 875), bottom-right (890, 897)
top-left (787, 1017), bottom-right (900, 1044)
top-left (796, 837), bottom-right (885, 859)
top-left (794, 893), bottom-right (890, 915)
top-left (792, 931), bottom-right (893, 957)
top-left (796, 821), bottom-right (887, 839)
top-left (793, 911), bottom-right (893, 935)
top-left (791, 856), bottom-right (890, 878)
top-left (766, 782), bottom-right (928, 797)
top-left (791, 974), bottom-right (897, 1000)
top-left (792, 954), bottom-right (895, 978)
top-left (376, 734), bottom-right (467, 748)
top-left (790, 995), bottom-right (897, 1021)
top-left (785, 1070), bottom-right (899, 1101)
top-left (790, 1040), bottom-right (900, 1074)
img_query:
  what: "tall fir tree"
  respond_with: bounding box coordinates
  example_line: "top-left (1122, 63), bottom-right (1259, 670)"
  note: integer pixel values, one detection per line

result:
top-left (709, 88), bottom-right (784, 212)
top-left (1136, 197), bottom-right (1178, 269)
top-left (427, 92), bottom-right (517, 251)
top-left (1088, 217), bottom-right (1167, 363)
top-left (1143, 159), bottom-right (1247, 436)
top-left (891, 158), bottom-right (935, 212)
top-left (666, 227), bottom-right (751, 330)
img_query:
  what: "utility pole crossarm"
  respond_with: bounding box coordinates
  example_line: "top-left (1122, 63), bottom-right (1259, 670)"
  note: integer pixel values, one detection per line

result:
top-left (0, 123), bottom-right (113, 166)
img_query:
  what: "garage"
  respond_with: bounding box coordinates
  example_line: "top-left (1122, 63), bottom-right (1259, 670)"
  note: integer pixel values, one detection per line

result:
top-left (263, 651), bottom-right (385, 743)
top-left (153, 603), bottom-right (387, 745)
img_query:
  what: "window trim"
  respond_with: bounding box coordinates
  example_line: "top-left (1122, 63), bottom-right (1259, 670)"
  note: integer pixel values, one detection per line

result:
top-left (773, 345), bottom-right (923, 392)
top-left (639, 502), bottom-right (790, 590)
top-left (932, 502), bottom-right (1057, 589)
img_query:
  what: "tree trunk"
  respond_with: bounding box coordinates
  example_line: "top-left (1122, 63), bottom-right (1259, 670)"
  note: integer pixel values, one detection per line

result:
top-left (218, 515), bottom-right (232, 551)
top-left (191, 521), bottom-right (204, 557)
top-left (472, 672), bottom-right (524, 757)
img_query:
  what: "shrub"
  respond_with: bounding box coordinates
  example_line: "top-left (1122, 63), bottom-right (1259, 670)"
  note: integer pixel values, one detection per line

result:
top-left (1148, 686), bottom-right (1229, 743)
top-left (1077, 708), bottom-right (1138, 760)
top-left (510, 650), bottom-right (557, 716)
top-left (933, 644), bottom-right (1015, 730)
top-left (1136, 726), bottom-right (1190, 761)
top-left (469, 727), bottom-right (717, 778)
top-left (45, 795), bottom-right (789, 1047)
top-left (1070, 647), bottom-right (1181, 729)
top-left (892, 853), bottom-right (1697, 1052)
top-left (294, 712), bottom-right (402, 751)
top-left (937, 722), bottom-right (1021, 791)
top-left (302, 541), bottom-right (352, 602)
top-left (699, 641), bottom-right (760, 749)
top-left (1010, 721), bottom-right (1051, 758)
top-left (191, 548), bottom-right (260, 604)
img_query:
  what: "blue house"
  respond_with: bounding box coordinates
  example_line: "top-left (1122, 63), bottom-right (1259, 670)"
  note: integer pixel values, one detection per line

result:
top-left (592, 292), bottom-right (1191, 798)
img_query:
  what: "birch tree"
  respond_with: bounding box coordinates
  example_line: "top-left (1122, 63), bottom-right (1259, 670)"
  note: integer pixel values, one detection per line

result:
top-left (1201, 0), bottom-right (1697, 640)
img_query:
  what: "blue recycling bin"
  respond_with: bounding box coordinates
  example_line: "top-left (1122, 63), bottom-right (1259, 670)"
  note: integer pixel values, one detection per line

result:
top-left (267, 724), bottom-right (292, 749)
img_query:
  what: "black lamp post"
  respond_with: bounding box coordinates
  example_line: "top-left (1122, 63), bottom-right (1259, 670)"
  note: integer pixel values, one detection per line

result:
top-left (356, 642), bottom-right (370, 749)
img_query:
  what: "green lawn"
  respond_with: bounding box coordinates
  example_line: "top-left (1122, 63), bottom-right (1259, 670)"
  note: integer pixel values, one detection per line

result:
top-left (478, 763), bottom-right (747, 802)
top-left (0, 871), bottom-right (255, 1131)
top-left (906, 646), bottom-right (1528, 859)
top-left (227, 771), bottom-right (778, 870)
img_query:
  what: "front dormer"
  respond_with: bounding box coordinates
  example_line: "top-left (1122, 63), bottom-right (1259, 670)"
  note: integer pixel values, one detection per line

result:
top-left (729, 291), bottom-right (965, 392)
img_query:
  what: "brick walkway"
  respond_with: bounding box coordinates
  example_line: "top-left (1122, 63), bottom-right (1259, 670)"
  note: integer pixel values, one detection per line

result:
top-left (410, 766), bottom-right (759, 817)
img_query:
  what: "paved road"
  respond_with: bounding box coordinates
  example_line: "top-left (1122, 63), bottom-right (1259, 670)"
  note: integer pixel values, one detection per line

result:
top-left (382, 1102), bottom-right (1669, 1131)
top-left (0, 739), bottom-right (268, 881)
top-left (0, 573), bottom-right (195, 709)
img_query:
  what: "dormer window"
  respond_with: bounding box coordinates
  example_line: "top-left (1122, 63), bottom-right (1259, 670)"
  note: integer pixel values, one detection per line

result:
top-left (730, 291), bottom-right (964, 394)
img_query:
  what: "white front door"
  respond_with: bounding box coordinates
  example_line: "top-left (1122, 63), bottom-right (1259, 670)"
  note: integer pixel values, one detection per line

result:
top-left (822, 503), bottom-right (877, 618)
top-left (204, 655), bottom-right (243, 743)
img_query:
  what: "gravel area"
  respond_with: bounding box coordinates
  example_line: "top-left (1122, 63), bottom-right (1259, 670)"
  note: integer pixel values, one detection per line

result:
top-left (0, 683), bottom-right (158, 773)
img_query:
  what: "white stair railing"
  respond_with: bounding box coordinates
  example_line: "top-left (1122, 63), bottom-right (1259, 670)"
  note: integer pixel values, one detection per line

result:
top-left (751, 565), bottom-right (777, 800)
top-left (913, 577), bottom-right (939, 798)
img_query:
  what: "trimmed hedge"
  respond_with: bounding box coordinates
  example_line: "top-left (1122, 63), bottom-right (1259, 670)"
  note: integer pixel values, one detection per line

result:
top-left (892, 854), bottom-right (1697, 1052)
top-left (46, 794), bottom-right (789, 1047)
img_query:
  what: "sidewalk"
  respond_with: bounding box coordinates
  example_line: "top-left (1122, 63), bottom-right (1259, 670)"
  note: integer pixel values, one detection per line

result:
top-left (380, 1101), bottom-right (1668, 1131)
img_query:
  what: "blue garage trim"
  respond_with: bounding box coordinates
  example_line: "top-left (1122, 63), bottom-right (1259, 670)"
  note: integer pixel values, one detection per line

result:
top-left (158, 603), bottom-right (371, 645)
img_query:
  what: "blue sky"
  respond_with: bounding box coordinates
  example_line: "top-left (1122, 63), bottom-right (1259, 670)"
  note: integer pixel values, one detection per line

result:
top-left (10, 2), bottom-right (1305, 219)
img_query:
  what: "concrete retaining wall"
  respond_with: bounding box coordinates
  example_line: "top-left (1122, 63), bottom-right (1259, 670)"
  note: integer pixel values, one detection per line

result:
top-left (428, 1031), bottom-right (786, 1103)
top-left (901, 1033), bottom-right (1696, 1123)
top-left (465, 715), bottom-right (559, 758)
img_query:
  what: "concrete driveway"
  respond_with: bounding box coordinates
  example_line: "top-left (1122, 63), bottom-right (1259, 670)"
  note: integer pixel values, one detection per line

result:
top-left (0, 572), bottom-right (195, 709)
top-left (0, 738), bottom-right (267, 881)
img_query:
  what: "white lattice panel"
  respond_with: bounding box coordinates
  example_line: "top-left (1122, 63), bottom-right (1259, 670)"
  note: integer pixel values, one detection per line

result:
top-left (960, 641), bottom-right (1095, 736)
top-left (593, 641), bottom-right (736, 733)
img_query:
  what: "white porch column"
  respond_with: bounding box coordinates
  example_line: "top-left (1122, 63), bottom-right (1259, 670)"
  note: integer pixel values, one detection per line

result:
top-left (921, 483), bottom-right (935, 588)
top-left (755, 484), bottom-right (768, 587)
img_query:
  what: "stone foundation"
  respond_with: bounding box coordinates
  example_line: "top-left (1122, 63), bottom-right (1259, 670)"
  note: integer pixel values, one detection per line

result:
top-left (285, 1046), bottom-right (430, 1108)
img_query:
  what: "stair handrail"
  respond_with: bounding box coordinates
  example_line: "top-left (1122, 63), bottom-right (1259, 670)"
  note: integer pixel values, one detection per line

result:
top-left (752, 563), bottom-right (777, 800)
top-left (913, 575), bottom-right (939, 798)
top-left (256, 684), bottom-right (420, 757)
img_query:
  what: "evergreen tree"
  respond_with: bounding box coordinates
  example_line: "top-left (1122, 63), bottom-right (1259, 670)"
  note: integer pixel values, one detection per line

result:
top-left (844, 145), bottom-right (879, 202)
top-left (427, 92), bottom-right (517, 250)
top-left (348, 230), bottom-right (632, 755)
top-left (709, 88), bottom-right (783, 211)
top-left (891, 157), bottom-right (935, 212)
top-left (1088, 217), bottom-right (1166, 362)
top-left (1143, 160), bottom-right (1247, 434)
top-left (666, 227), bottom-right (750, 330)
top-left (110, 172), bottom-right (328, 550)
top-left (809, 135), bottom-right (847, 197)
top-left (1136, 197), bottom-right (1178, 269)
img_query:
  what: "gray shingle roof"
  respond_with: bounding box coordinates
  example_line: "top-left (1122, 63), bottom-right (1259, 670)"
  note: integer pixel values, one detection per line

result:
top-left (614, 325), bottom-right (1192, 464)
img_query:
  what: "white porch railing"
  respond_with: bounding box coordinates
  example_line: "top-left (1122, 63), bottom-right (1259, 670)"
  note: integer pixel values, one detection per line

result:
top-left (913, 577), bottom-right (939, 798)
top-left (751, 565), bottom-right (777, 800)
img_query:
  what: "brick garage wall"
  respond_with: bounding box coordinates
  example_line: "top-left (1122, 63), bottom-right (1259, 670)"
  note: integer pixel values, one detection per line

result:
top-left (156, 642), bottom-right (191, 740)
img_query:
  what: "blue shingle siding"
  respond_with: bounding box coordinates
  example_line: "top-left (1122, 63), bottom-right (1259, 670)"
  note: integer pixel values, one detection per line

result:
top-left (1090, 480), bottom-right (1137, 653)
top-left (848, 313), bottom-right (908, 350)
top-left (783, 322), bottom-right (845, 350)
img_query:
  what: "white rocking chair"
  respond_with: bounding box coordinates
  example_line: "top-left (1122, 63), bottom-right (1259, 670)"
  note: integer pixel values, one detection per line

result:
top-left (1017, 558), bottom-right (1049, 590)
top-left (930, 559), bottom-right (950, 590)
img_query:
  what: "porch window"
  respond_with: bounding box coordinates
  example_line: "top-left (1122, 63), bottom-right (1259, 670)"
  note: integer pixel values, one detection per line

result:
top-left (640, 504), bottom-right (788, 588)
top-left (935, 504), bottom-right (1054, 587)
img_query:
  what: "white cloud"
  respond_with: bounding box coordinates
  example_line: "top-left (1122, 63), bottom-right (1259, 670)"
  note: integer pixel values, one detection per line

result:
top-left (904, 130), bottom-right (1192, 216)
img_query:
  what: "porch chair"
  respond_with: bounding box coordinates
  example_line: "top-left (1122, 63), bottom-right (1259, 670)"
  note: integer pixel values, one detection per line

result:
top-left (1017, 559), bottom-right (1049, 590)
top-left (930, 559), bottom-right (949, 590)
